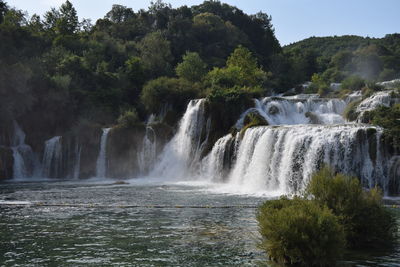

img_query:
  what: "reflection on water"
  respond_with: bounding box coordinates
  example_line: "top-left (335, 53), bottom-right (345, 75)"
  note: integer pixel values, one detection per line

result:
top-left (0, 180), bottom-right (399, 266)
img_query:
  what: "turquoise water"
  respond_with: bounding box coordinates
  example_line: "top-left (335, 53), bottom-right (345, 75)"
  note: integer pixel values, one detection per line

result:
top-left (0, 179), bottom-right (399, 266)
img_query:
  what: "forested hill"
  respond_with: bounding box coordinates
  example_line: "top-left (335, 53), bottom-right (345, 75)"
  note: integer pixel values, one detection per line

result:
top-left (0, 0), bottom-right (286, 138)
top-left (0, 0), bottom-right (399, 144)
top-left (283, 34), bottom-right (400, 85)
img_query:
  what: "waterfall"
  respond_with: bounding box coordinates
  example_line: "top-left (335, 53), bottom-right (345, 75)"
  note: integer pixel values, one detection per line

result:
top-left (41, 136), bottom-right (62, 178)
top-left (216, 125), bottom-right (387, 194)
top-left (96, 128), bottom-right (111, 178)
top-left (150, 99), bottom-right (206, 179)
top-left (201, 134), bottom-right (233, 182)
top-left (137, 126), bottom-right (157, 174)
top-left (235, 96), bottom-right (347, 128)
top-left (11, 122), bottom-right (36, 179)
top-left (72, 143), bottom-right (81, 179)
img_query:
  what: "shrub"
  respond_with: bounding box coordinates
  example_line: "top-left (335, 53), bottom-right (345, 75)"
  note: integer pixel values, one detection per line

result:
top-left (240, 112), bottom-right (268, 136)
top-left (257, 197), bottom-right (345, 266)
top-left (343, 100), bottom-right (361, 121)
top-left (341, 75), bottom-right (365, 91)
top-left (306, 166), bottom-right (397, 248)
top-left (367, 104), bottom-right (400, 150)
top-left (117, 109), bottom-right (139, 128)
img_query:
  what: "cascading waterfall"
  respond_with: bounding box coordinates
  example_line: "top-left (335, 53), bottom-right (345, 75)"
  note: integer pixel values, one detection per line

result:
top-left (187, 92), bottom-right (397, 195)
top-left (137, 126), bottom-right (157, 174)
top-left (150, 99), bottom-right (206, 179)
top-left (11, 122), bottom-right (36, 179)
top-left (96, 128), bottom-right (111, 178)
top-left (236, 96), bottom-right (347, 128)
top-left (41, 136), bottom-right (62, 178)
top-left (202, 125), bottom-right (388, 195)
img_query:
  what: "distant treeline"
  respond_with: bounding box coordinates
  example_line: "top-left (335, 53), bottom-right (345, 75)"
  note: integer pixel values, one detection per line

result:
top-left (0, 0), bottom-right (399, 135)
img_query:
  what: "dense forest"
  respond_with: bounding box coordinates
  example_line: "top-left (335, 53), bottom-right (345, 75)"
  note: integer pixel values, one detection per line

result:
top-left (0, 0), bottom-right (399, 140)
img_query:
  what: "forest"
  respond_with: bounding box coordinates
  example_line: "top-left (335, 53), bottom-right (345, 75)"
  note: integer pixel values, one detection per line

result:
top-left (1, 0), bottom-right (399, 140)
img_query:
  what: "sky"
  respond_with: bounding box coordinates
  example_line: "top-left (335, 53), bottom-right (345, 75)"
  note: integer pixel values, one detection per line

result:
top-left (6, 0), bottom-right (400, 45)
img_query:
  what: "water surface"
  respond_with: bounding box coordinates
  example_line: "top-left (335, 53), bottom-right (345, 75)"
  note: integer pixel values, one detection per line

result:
top-left (0, 179), bottom-right (399, 266)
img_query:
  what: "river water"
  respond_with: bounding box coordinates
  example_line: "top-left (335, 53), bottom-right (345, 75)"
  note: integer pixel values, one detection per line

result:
top-left (0, 179), bottom-right (399, 266)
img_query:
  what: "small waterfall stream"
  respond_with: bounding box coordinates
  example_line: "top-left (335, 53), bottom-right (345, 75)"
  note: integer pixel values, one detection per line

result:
top-left (11, 122), bottom-right (36, 179)
top-left (96, 128), bottom-right (111, 178)
top-left (41, 136), bottom-right (62, 178)
top-left (138, 126), bottom-right (157, 174)
top-left (72, 143), bottom-right (81, 179)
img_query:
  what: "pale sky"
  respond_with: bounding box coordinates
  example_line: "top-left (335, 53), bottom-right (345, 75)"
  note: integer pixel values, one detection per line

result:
top-left (6, 0), bottom-right (400, 45)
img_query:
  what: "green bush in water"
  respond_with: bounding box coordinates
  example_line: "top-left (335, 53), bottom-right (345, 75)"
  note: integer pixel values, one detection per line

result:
top-left (306, 166), bottom-right (397, 249)
top-left (257, 197), bottom-right (345, 266)
top-left (257, 167), bottom-right (397, 266)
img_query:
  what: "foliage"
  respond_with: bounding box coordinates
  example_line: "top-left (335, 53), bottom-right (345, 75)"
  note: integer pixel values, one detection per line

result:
top-left (343, 100), bottom-right (361, 121)
top-left (257, 167), bottom-right (397, 266)
top-left (1, 0), bottom-right (399, 146)
top-left (306, 166), bottom-right (397, 248)
top-left (175, 51), bottom-right (207, 82)
top-left (117, 109), bottom-right (139, 128)
top-left (137, 31), bottom-right (173, 78)
top-left (257, 197), bottom-right (345, 266)
top-left (310, 73), bottom-right (330, 96)
top-left (366, 104), bottom-right (400, 150)
top-left (141, 77), bottom-right (199, 114)
top-left (240, 112), bottom-right (268, 136)
top-left (205, 46), bottom-right (267, 94)
top-left (341, 75), bottom-right (365, 91)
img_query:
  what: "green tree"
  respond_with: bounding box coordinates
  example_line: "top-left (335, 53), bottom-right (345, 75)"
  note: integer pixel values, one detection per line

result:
top-left (105, 4), bottom-right (134, 23)
top-left (43, 0), bottom-right (78, 35)
top-left (206, 46), bottom-right (266, 90)
top-left (175, 52), bottom-right (207, 82)
top-left (141, 77), bottom-right (199, 114)
top-left (0, 0), bottom-right (8, 24)
top-left (137, 31), bottom-right (173, 77)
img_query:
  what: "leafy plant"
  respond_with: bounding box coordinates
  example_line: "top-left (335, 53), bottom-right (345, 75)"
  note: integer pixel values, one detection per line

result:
top-left (257, 197), bottom-right (345, 266)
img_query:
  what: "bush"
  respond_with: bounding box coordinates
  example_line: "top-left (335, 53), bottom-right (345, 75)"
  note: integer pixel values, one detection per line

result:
top-left (117, 109), bottom-right (139, 128)
top-left (240, 112), bottom-right (268, 136)
top-left (306, 166), bottom-right (397, 248)
top-left (343, 100), bottom-right (361, 121)
top-left (367, 104), bottom-right (400, 150)
top-left (257, 167), bottom-right (397, 266)
top-left (257, 197), bottom-right (345, 266)
top-left (341, 75), bottom-right (365, 91)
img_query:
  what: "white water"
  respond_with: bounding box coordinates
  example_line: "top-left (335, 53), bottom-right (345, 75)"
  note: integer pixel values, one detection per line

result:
top-left (11, 122), bottom-right (36, 179)
top-left (150, 99), bottom-right (206, 179)
top-left (137, 126), bottom-right (157, 174)
top-left (41, 136), bottom-right (62, 178)
top-left (72, 143), bottom-right (81, 179)
top-left (223, 125), bottom-right (386, 194)
top-left (356, 91), bottom-right (394, 114)
top-left (96, 128), bottom-right (111, 178)
top-left (142, 95), bottom-right (395, 195)
top-left (201, 134), bottom-right (233, 182)
top-left (236, 96), bottom-right (346, 128)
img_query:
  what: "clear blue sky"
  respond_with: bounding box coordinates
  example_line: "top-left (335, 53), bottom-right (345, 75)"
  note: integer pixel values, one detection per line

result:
top-left (7, 0), bottom-right (400, 45)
